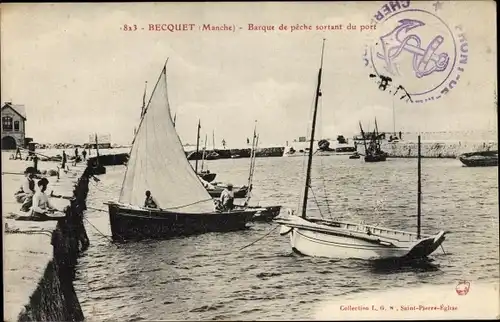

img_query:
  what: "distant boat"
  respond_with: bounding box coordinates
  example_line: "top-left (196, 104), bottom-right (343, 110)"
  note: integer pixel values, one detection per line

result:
top-left (274, 40), bottom-right (446, 260)
top-left (106, 61), bottom-right (257, 242)
top-left (88, 133), bottom-right (106, 175)
top-left (233, 123), bottom-right (282, 222)
top-left (349, 152), bottom-right (361, 159)
top-left (199, 171), bottom-right (216, 183)
top-left (359, 119), bottom-right (387, 162)
top-left (207, 184), bottom-right (249, 198)
top-left (194, 123), bottom-right (217, 182)
top-left (283, 139), bottom-right (356, 157)
top-left (459, 150), bottom-right (498, 167)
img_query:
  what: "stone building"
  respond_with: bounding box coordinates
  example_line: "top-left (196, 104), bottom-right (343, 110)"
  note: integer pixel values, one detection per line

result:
top-left (1, 102), bottom-right (27, 150)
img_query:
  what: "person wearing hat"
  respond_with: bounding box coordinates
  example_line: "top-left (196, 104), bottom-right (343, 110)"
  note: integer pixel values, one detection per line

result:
top-left (31, 177), bottom-right (58, 219)
top-left (219, 183), bottom-right (235, 211)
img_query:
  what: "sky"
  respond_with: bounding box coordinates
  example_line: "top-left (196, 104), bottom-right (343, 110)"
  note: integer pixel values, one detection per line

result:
top-left (1, 2), bottom-right (497, 147)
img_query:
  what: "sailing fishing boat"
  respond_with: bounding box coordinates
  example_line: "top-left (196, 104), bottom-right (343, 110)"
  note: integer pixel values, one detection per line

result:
top-left (106, 61), bottom-right (258, 241)
top-left (237, 124), bottom-right (282, 221)
top-left (90, 133), bottom-right (106, 175)
top-left (205, 125), bottom-right (256, 199)
top-left (359, 118), bottom-right (387, 162)
top-left (274, 40), bottom-right (446, 260)
top-left (192, 121), bottom-right (217, 182)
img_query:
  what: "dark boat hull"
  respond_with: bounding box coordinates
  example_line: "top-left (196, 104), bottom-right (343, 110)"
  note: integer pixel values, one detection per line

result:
top-left (458, 151), bottom-right (498, 167)
top-left (364, 154), bottom-right (387, 162)
top-left (207, 186), bottom-right (249, 198)
top-left (250, 205), bottom-right (282, 222)
top-left (199, 172), bottom-right (217, 182)
top-left (108, 202), bottom-right (256, 242)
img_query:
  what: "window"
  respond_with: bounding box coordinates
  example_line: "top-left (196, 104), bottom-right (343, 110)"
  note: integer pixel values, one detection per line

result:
top-left (14, 121), bottom-right (20, 131)
top-left (2, 116), bottom-right (13, 131)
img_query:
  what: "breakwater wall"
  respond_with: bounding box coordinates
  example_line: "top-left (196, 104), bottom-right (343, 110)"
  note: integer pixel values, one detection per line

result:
top-left (373, 141), bottom-right (498, 158)
top-left (14, 167), bottom-right (93, 321)
top-left (186, 147), bottom-right (285, 160)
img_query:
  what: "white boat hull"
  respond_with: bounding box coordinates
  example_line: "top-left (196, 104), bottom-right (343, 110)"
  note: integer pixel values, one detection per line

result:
top-left (287, 227), bottom-right (411, 260)
top-left (276, 215), bottom-right (446, 261)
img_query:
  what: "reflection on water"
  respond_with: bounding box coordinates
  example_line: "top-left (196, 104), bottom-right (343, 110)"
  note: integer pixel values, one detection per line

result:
top-left (72, 156), bottom-right (498, 320)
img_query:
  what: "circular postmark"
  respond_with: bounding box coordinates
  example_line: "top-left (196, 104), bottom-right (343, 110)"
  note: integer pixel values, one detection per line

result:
top-left (363, 2), bottom-right (469, 104)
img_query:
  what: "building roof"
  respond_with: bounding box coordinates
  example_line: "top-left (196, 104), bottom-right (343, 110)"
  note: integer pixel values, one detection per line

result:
top-left (1, 102), bottom-right (27, 120)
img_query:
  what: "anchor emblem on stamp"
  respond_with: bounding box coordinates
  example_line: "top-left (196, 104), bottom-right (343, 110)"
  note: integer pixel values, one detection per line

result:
top-left (363, 2), bottom-right (469, 104)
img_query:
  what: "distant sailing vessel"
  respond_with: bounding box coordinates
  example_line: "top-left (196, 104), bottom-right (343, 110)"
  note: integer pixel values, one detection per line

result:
top-left (193, 121), bottom-right (218, 182)
top-left (106, 61), bottom-right (258, 241)
top-left (458, 150), bottom-right (498, 167)
top-left (274, 40), bottom-right (446, 260)
top-left (359, 119), bottom-right (387, 162)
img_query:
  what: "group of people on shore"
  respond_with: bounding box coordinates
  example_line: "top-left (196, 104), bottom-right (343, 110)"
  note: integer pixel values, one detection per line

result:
top-left (14, 167), bottom-right (59, 219)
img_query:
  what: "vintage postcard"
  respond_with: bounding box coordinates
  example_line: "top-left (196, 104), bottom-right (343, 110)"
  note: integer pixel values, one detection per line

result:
top-left (1, 1), bottom-right (498, 321)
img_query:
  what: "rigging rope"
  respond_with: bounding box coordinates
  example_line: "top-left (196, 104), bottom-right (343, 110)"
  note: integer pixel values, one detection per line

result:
top-left (5, 228), bottom-right (52, 237)
top-left (83, 217), bottom-right (116, 245)
top-left (317, 99), bottom-right (334, 221)
top-left (309, 186), bottom-right (325, 219)
top-left (239, 225), bottom-right (279, 251)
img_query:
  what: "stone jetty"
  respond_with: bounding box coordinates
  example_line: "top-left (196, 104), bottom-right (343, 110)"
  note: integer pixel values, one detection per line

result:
top-left (3, 156), bottom-right (92, 321)
top-left (380, 141), bottom-right (498, 158)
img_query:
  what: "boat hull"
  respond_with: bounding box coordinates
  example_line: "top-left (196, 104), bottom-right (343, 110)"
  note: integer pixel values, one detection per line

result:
top-left (199, 172), bottom-right (217, 182)
top-left (250, 205), bottom-right (282, 222)
top-left (207, 186), bottom-right (248, 198)
top-left (108, 202), bottom-right (256, 242)
top-left (287, 227), bottom-right (410, 259)
top-left (458, 151), bottom-right (498, 167)
top-left (276, 217), bottom-right (446, 260)
top-left (364, 154), bottom-right (387, 162)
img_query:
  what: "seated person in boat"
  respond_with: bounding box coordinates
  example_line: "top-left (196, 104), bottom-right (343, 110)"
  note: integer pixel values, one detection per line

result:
top-left (144, 190), bottom-right (159, 209)
top-left (219, 183), bottom-right (235, 211)
top-left (15, 167), bottom-right (37, 212)
top-left (30, 178), bottom-right (59, 219)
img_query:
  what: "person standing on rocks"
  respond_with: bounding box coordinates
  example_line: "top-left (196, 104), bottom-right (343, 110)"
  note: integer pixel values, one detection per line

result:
top-left (82, 149), bottom-right (87, 161)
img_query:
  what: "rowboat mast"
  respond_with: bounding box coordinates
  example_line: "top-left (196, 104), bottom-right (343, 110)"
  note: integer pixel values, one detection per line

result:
top-left (301, 39), bottom-right (326, 219)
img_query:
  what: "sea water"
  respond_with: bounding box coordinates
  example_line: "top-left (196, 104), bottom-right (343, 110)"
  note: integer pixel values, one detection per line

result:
top-left (65, 154), bottom-right (499, 320)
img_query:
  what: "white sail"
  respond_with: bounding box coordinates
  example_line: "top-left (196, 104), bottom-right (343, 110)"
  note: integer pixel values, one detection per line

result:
top-left (119, 66), bottom-right (215, 213)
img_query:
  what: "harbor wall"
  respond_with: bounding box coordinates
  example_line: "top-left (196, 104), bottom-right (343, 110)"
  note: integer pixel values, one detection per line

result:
top-left (14, 167), bottom-right (92, 321)
top-left (377, 141), bottom-right (498, 158)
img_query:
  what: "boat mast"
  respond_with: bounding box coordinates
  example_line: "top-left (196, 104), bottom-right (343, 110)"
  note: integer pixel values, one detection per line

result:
top-left (195, 120), bottom-right (201, 173)
top-left (212, 130), bottom-right (215, 151)
top-left (301, 39), bottom-right (326, 219)
top-left (392, 98), bottom-right (396, 137)
top-left (247, 121), bottom-right (257, 192)
top-left (417, 134), bottom-right (422, 239)
top-left (141, 81), bottom-right (147, 118)
top-left (201, 133), bottom-right (207, 172)
top-left (95, 133), bottom-right (100, 158)
top-left (359, 121), bottom-right (368, 154)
